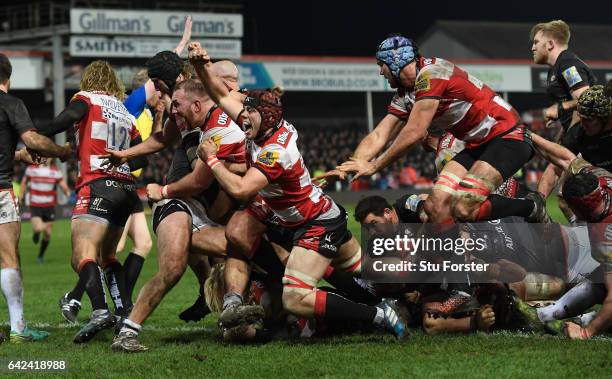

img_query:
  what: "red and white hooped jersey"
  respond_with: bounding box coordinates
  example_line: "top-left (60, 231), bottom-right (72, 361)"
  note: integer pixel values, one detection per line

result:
top-left (248, 121), bottom-right (328, 227)
top-left (387, 88), bottom-right (415, 120)
top-left (24, 164), bottom-right (62, 207)
top-left (414, 57), bottom-right (521, 148)
top-left (72, 91), bottom-right (140, 188)
top-left (201, 106), bottom-right (246, 163)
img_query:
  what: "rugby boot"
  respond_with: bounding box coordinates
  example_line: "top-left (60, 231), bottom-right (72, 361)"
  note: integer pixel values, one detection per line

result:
top-left (218, 304), bottom-right (265, 329)
top-left (377, 298), bottom-right (407, 340)
top-left (511, 292), bottom-right (546, 333)
top-left (543, 319), bottom-right (565, 335)
top-left (59, 293), bottom-right (81, 324)
top-left (9, 327), bottom-right (50, 343)
top-left (74, 309), bottom-right (115, 343)
top-left (111, 330), bottom-right (148, 353)
top-left (423, 290), bottom-right (480, 317)
top-left (526, 192), bottom-right (551, 223)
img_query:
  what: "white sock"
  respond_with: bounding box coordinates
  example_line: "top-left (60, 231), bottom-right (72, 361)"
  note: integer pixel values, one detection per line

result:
top-left (536, 280), bottom-right (605, 322)
top-left (1, 268), bottom-right (26, 333)
top-left (120, 318), bottom-right (142, 335)
top-left (577, 310), bottom-right (598, 327)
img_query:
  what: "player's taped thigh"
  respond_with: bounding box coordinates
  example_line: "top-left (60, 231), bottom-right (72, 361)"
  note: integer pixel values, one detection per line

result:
top-left (282, 268), bottom-right (318, 298)
top-left (523, 272), bottom-right (565, 301)
top-left (433, 172), bottom-right (462, 196)
top-left (334, 246), bottom-right (361, 274)
top-left (455, 174), bottom-right (496, 203)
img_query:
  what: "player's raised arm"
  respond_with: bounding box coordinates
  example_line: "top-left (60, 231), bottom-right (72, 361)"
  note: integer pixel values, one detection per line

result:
top-left (173, 16), bottom-right (193, 56)
top-left (337, 98), bottom-right (437, 179)
top-left (354, 114), bottom-right (405, 161)
top-left (188, 42), bottom-right (244, 121)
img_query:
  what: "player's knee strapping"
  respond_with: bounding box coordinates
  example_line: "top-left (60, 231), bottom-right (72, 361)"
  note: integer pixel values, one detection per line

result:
top-left (282, 268), bottom-right (319, 313)
top-left (455, 174), bottom-right (496, 220)
top-left (433, 172), bottom-right (461, 195)
top-left (456, 174), bottom-right (495, 202)
top-left (282, 268), bottom-right (318, 297)
top-left (334, 247), bottom-right (362, 274)
top-left (523, 272), bottom-right (565, 301)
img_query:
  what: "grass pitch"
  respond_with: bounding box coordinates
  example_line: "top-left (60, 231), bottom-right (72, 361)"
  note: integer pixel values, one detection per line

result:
top-left (0, 202), bottom-right (610, 378)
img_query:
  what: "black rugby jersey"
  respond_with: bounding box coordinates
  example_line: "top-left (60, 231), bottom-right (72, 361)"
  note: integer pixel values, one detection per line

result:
top-left (0, 91), bottom-right (36, 188)
top-left (563, 125), bottom-right (612, 172)
top-left (547, 50), bottom-right (595, 130)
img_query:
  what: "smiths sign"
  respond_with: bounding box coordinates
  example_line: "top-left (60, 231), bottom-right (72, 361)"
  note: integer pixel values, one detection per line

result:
top-left (70, 8), bottom-right (243, 37)
top-left (70, 36), bottom-right (241, 59)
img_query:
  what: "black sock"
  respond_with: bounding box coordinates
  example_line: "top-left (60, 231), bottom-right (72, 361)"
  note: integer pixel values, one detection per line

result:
top-left (80, 262), bottom-right (108, 311)
top-left (33, 232), bottom-right (40, 244)
top-left (325, 269), bottom-right (378, 305)
top-left (38, 237), bottom-right (50, 259)
top-left (103, 261), bottom-right (132, 316)
top-left (323, 292), bottom-right (377, 322)
top-left (123, 252), bottom-right (145, 301)
top-left (68, 274), bottom-right (87, 302)
top-left (487, 194), bottom-right (535, 219)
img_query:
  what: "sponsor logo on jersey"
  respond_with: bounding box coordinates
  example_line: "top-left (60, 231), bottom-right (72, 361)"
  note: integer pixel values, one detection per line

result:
top-left (212, 134), bottom-right (223, 148)
top-left (277, 130), bottom-right (290, 145)
top-left (258, 150), bottom-right (280, 167)
top-left (217, 112), bottom-right (228, 125)
top-left (562, 66), bottom-right (583, 87)
top-left (414, 73), bottom-right (431, 93)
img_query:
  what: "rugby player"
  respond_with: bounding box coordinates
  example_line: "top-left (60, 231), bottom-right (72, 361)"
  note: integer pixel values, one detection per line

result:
top-left (19, 160), bottom-right (70, 263)
top-left (355, 194), bottom-right (600, 334)
top-left (103, 57), bottom-right (246, 327)
top-left (337, 35), bottom-right (545, 224)
top-left (531, 20), bottom-right (595, 223)
top-left (37, 61), bottom-right (147, 343)
top-left (189, 42), bottom-right (406, 339)
top-left (57, 70), bottom-right (159, 323)
top-left (0, 53), bottom-right (71, 342)
top-left (110, 78), bottom-right (247, 352)
top-left (531, 20), bottom-right (593, 131)
top-left (529, 132), bottom-right (612, 339)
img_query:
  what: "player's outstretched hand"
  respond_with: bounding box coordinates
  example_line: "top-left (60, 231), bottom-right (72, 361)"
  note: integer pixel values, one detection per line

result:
top-left (564, 321), bottom-right (590, 340)
top-left (476, 305), bottom-right (495, 331)
top-left (146, 183), bottom-right (164, 202)
top-left (312, 169), bottom-right (347, 188)
top-left (100, 149), bottom-right (129, 168)
top-left (336, 157), bottom-right (377, 180)
top-left (188, 42), bottom-right (211, 66)
top-left (198, 138), bottom-right (219, 160)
